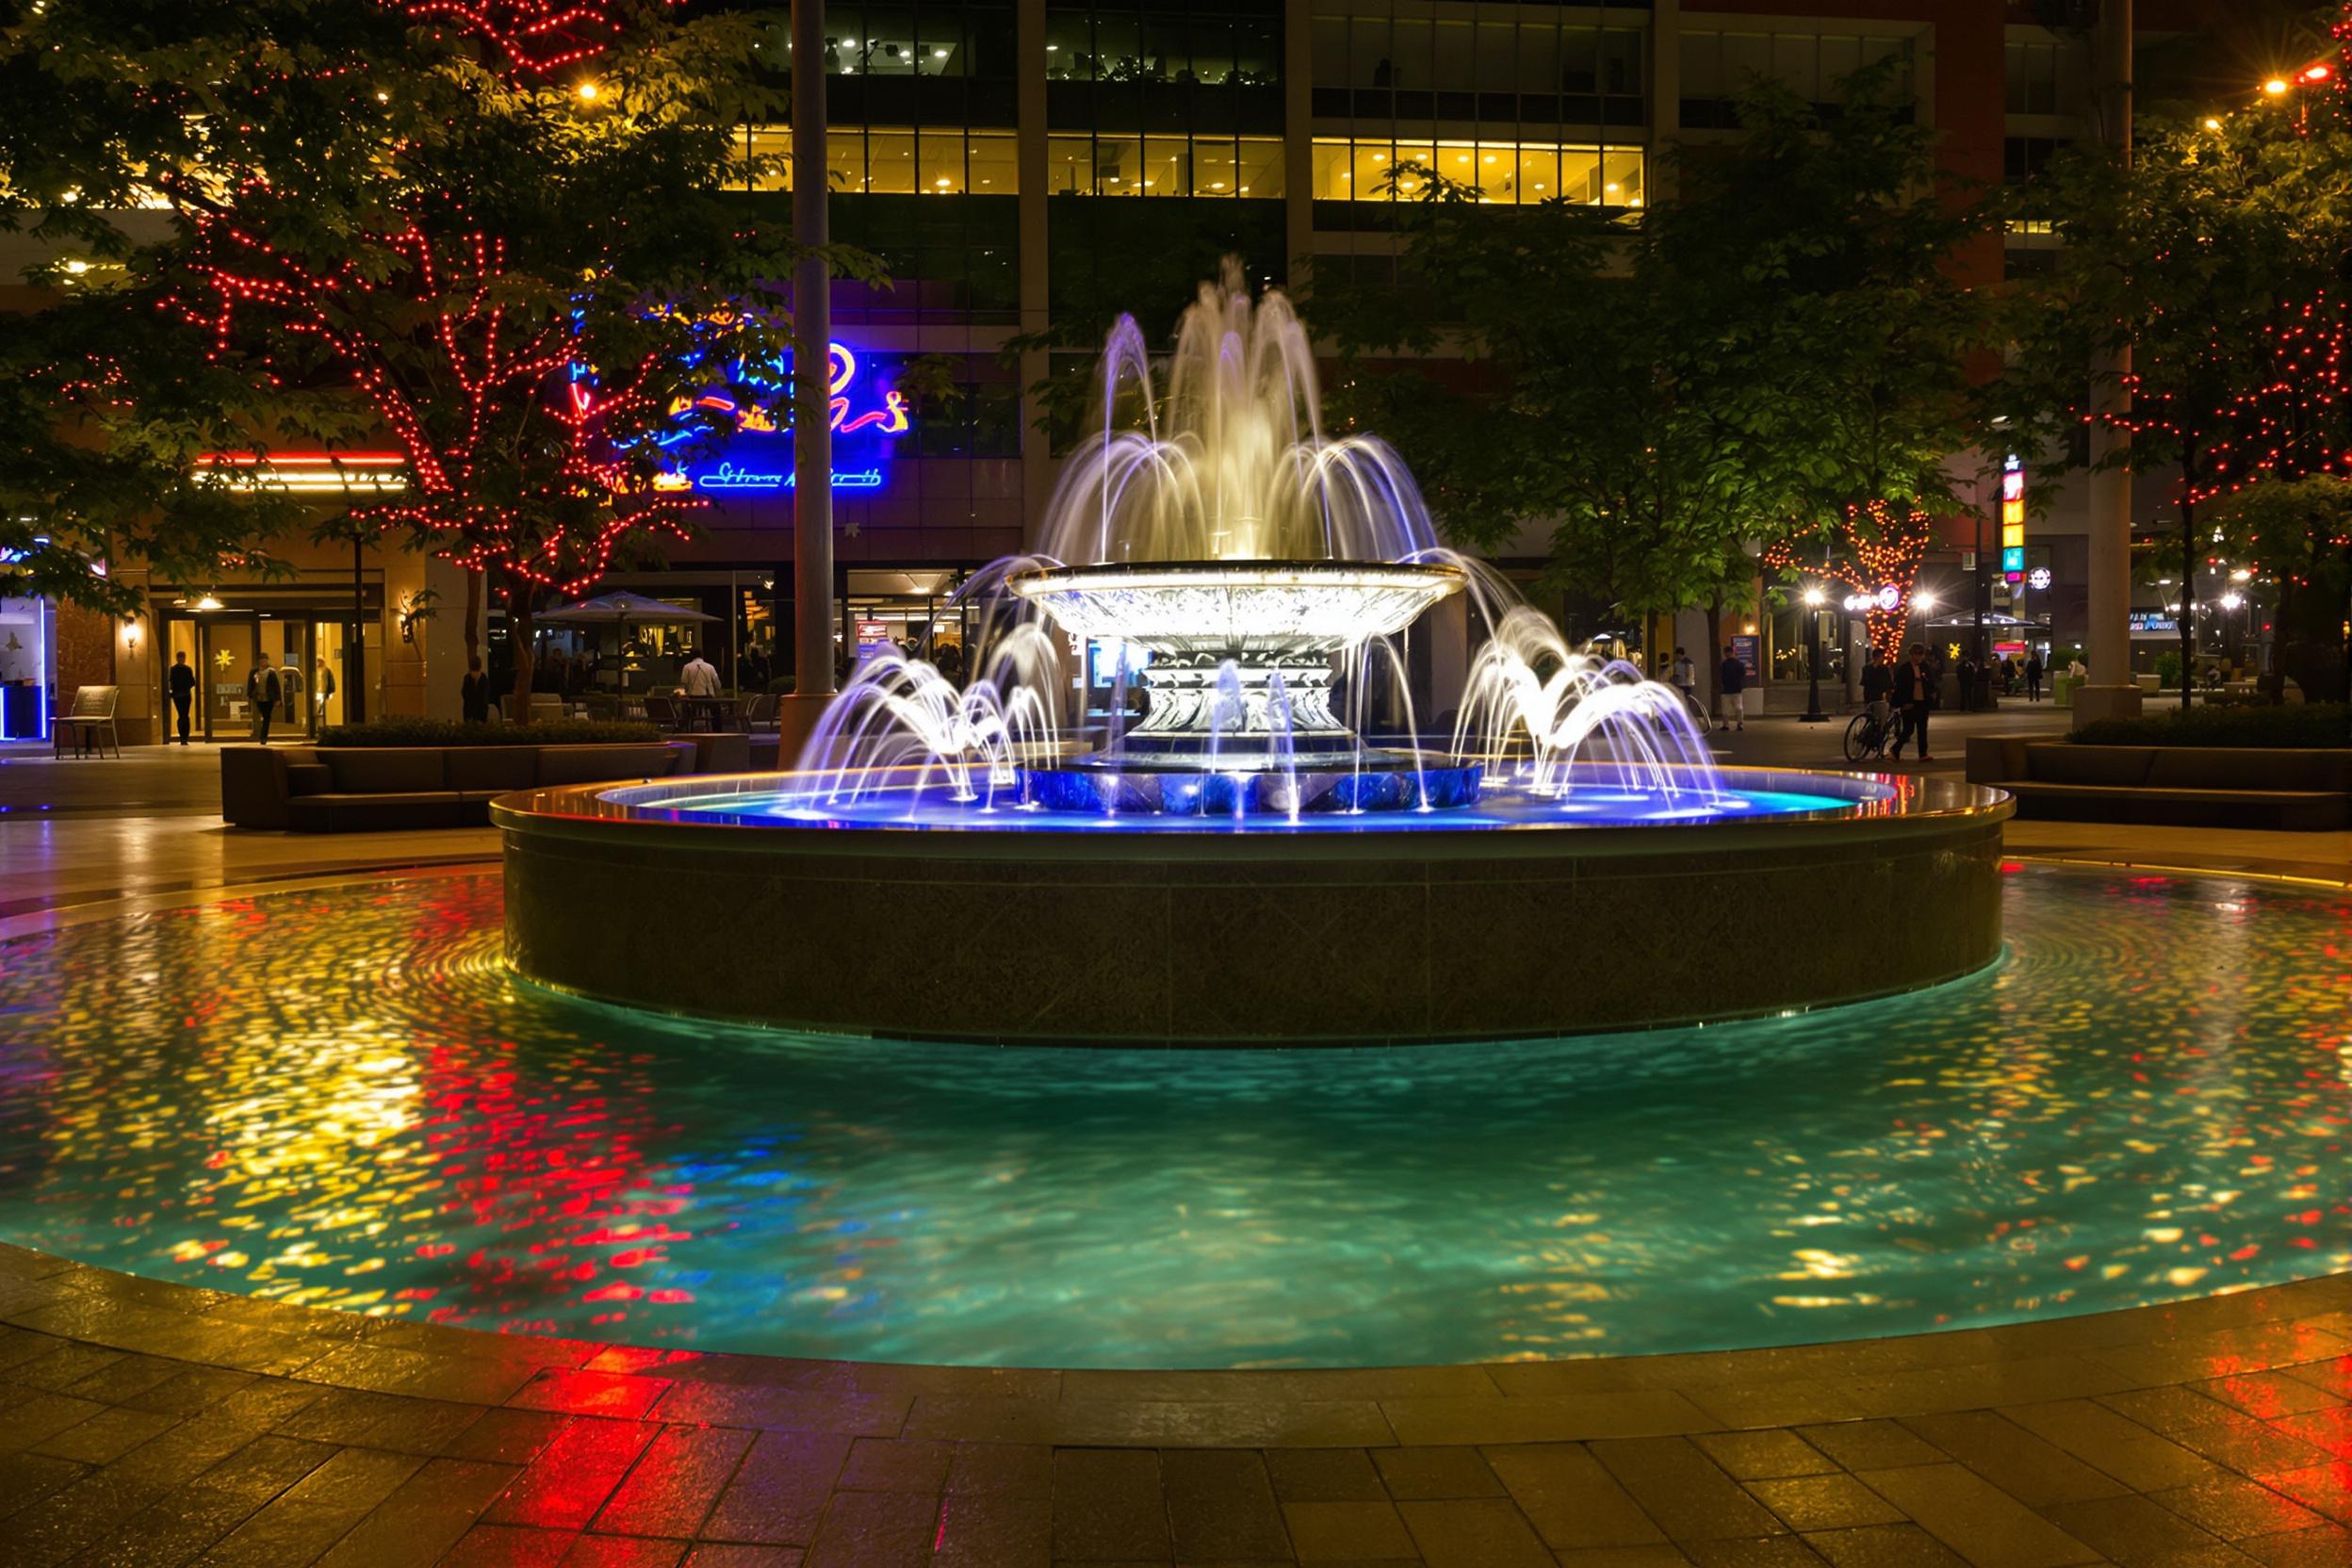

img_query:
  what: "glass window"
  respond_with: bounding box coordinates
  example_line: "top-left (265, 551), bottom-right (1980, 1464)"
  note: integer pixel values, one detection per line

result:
top-left (1311, 15), bottom-right (1348, 89)
top-left (1350, 18), bottom-right (1390, 89)
top-left (746, 124), bottom-right (791, 191)
top-left (1237, 138), bottom-right (1282, 198)
top-left (1519, 144), bottom-right (1560, 202)
top-left (1602, 146), bottom-right (1643, 207)
top-left (1095, 134), bottom-right (1142, 193)
top-left (1476, 21), bottom-right (1515, 87)
top-left (1143, 134), bottom-right (1189, 194)
top-left (1233, 17), bottom-right (1276, 86)
top-left (828, 127), bottom-right (866, 190)
top-left (867, 128), bottom-right (916, 192)
top-left (919, 128), bottom-right (962, 192)
top-left (1436, 139), bottom-right (1478, 188)
top-left (1820, 34), bottom-right (1861, 92)
top-left (1094, 14), bottom-right (1140, 81)
top-left (1049, 132), bottom-right (1090, 193)
top-left (860, 8), bottom-right (916, 74)
top-left (1601, 29), bottom-right (1642, 96)
top-left (1392, 140), bottom-right (1434, 200)
top-left (1562, 27), bottom-right (1600, 95)
top-left (1312, 138), bottom-right (1351, 201)
top-left (915, 5), bottom-right (964, 75)
top-left (1188, 16), bottom-right (1233, 86)
top-left (1044, 9), bottom-right (1089, 78)
top-left (1431, 19), bottom-right (1473, 91)
top-left (1195, 138), bottom-right (1237, 195)
top-left (1518, 19), bottom-right (1560, 96)
top-left (1141, 15), bottom-right (1184, 80)
top-left (1387, 18), bottom-right (1429, 90)
top-left (968, 131), bottom-right (1016, 192)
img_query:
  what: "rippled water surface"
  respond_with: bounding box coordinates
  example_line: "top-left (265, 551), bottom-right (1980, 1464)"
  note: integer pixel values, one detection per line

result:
top-left (0, 865), bottom-right (2345, 1368)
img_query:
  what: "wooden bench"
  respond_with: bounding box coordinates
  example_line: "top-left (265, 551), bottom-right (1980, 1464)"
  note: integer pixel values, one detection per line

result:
top-left (53, 684), bottom-right (121, 759)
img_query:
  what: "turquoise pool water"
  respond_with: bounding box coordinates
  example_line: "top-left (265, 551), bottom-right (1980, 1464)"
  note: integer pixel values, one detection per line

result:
top-left (0, 864), bottom-right (2344, 1368)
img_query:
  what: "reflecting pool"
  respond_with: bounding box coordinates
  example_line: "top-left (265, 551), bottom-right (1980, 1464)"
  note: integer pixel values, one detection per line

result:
top-left (0, 865), bottom-right (2344, 1368)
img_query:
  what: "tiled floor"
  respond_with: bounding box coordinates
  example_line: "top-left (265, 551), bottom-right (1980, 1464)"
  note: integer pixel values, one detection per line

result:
top-left (2, 1243), bottom-right (2350, 1566)
top-left (2, 748), bottom-right (2348, 1563)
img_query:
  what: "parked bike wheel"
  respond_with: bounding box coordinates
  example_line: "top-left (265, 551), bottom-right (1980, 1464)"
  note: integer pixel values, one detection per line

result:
top-left (1842, 713), bottom-right (1875, 764)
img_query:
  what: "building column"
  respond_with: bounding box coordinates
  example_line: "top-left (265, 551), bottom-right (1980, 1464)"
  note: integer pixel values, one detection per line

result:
top-left (1648, 0), bottom-right (1679, 203)
top-left (1283, 0), bottom-right (1314, 288)
top-left (1017, 0), bottom-right (1051, 550)
top-left (779, 0), bottom-right (837, 757)
top-left (2079, 0), bottom-right (2141, 726)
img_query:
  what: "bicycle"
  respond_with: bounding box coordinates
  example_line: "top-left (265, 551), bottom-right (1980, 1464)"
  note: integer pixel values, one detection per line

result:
top-left (1842, 704), bottom-right (1897, 764)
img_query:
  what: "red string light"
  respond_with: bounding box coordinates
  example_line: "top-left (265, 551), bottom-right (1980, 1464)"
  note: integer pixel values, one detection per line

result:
top-left (387, 0), bottom-right (676, 76)
top-left (1763, 502), bottom-right (1936, 665)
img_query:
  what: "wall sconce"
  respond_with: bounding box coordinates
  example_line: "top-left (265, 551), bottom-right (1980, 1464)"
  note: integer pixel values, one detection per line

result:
top-left (121, 618), bottom-right (142, 658)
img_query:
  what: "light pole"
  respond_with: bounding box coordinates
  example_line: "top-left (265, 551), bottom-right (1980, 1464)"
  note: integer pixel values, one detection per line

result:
top-left (1800, 586), bottom-right (1828, 723)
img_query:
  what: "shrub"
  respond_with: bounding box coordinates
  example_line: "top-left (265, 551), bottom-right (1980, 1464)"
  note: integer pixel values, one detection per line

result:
top-left (2071, 702), bottom-right (2349, 749)
top-left (766, 676), bottom-right (798, 694)
top-left (318, 718), bottom-right (664, 747)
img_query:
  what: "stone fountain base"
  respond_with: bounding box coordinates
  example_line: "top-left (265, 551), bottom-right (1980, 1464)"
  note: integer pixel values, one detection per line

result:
top-left (493, 767), bottom-right (2011, 1046)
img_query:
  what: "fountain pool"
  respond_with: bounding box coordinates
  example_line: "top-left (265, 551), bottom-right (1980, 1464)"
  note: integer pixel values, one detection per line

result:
top-left (2, 865), bottom-right (2344, 1368)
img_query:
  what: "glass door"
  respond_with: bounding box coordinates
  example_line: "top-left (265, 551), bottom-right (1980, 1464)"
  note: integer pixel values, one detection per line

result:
top-left (311, 619), bottom-right (351, 728)
top-left (200, 617), bottom-right (258, 739)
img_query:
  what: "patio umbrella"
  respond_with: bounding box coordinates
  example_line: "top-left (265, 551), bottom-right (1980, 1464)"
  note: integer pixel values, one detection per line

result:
top-left (538, 593), bottom-right (718, 693)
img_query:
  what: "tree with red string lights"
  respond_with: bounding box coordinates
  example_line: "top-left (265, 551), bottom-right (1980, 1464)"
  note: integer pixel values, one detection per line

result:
top-left (1998, 6), bottom-right (2352, 707)
top-left (5, 0), bottom-right (856, 717)
top-left (1762, 502), bottom-right (1936, 668)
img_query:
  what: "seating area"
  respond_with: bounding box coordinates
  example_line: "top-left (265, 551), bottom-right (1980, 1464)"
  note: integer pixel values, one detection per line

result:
top-left (220, 735), bottom-right (749, 831)
top-left (1966, 734), bottom-right (2352, 830)
top-left (51, 684), bottom-right (121, 759)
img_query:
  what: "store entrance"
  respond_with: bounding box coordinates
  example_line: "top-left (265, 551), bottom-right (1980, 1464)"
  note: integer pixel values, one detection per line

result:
top-left (167, 614), bottom-right (326, 741)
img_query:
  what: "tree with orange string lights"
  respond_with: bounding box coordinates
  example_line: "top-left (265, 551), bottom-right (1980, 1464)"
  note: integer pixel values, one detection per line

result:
top-left (1762, 502), bottom-right (1936, 668)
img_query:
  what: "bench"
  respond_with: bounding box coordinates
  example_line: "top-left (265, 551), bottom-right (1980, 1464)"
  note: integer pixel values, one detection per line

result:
top-left (220, 736), bottom-right (748, 831)
top-left (53, 685), bottom-right (121, 759)
top-left (1966, 736), bottom-right (2352, 831)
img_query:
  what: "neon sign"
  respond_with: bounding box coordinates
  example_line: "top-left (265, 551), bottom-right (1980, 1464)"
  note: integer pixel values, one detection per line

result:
top-left (2001, 455), bottom-right (2026, 583)
top-left (648, 342), bottom-right (910, 496)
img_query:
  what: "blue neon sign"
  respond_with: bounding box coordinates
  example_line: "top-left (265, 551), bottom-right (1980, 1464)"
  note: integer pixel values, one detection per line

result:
top-left (645, 342), bottom-right (910, 498)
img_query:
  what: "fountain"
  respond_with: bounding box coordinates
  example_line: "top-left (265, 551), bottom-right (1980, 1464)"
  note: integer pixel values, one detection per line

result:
top-left (495, 270), bottom-right (2011, 1042)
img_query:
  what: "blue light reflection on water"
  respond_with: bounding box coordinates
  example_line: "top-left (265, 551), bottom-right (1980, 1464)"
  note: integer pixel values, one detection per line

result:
top-left (0, 866), bottom-right (2345, 1368)
top-left (662, 781), bottom-right (1866, 832)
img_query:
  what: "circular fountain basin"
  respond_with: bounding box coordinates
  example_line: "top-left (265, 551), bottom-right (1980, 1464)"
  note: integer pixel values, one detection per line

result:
top-left (493, 766), bottom-right (2010, 1044)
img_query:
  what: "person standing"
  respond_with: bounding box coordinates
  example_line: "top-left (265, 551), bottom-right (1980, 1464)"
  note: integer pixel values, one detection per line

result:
top-left (313, 659), bottom-right (336, 725)
top-left (276, 653), bottom-right (305, 734)
top-left (245, 656), bottom-right (281, 743)
top-left (1957, 653), bottom-right (1979, 713)
top-left (461, 654), bottom-right (493, 724)
top-left (1670, 646), bottom-right (1696, 707)
top-left (167, 650), bottom-right (197, 744)
top-left (679, 647), bottom-right (721, 697)
top-left (1716, 644), bottom-right (1747, 731)
top-left (1861, 650), bottom-right (1892, 727)
top-left (1888, 643), bottom-right (1936, 761)
top-left (2024, 649), bottom-right (2044, 703)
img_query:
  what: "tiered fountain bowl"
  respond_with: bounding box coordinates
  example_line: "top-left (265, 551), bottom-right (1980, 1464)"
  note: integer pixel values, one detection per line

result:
top-left (494, 271), bottom-right (2012, 1044)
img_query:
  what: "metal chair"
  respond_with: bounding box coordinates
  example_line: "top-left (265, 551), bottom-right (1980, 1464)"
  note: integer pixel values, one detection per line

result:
top-left (643, 694), bottom-right (682, 731)
top-left (53, 685), bottom-right (122, 759)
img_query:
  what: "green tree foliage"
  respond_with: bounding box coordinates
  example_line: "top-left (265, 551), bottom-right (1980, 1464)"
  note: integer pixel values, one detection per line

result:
top-left (1315, 69), bottom-right (1995, 642)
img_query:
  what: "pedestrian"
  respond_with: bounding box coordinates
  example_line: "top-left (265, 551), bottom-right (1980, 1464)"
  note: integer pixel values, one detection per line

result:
top-left (167, 649), bottom-right (197, 744)
top-left (2066, 652), bottom-right (2087, 681)
top-left (461, 654), bottom-right (494, 724)
top-left (276, 652), bottom-right (305, 731)
top-left (313, 659), bottom-right (335, 723)
top-left (1860, 648), bottom-right (1892, 727)
top-left (1957, 654), bottom-right (1979, 713)
top-left (679, 646), bottom-right (721, 697)
top-left (245, 655), bottom-right (281, 743)
top-left (2024, 649), bottom-right (2044, 703)
top-left (1716, 644), bottom-right (1747, 731)
top-left (1670, 645), bottom-right (1696, 706)
top-left (1888, 643), bottom-right (1936, 762)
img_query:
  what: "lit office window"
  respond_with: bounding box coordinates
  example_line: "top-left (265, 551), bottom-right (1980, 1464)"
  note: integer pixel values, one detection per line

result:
top-left (1046, 133), bottom-right (1285, 196)
top-left (742, 126), bottom-right (1020, 193)
top-left (1310, 138), bottom-right (1642, 206)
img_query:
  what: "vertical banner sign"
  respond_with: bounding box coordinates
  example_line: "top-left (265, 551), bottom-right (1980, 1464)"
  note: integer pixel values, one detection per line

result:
top-left (1729, 634), bottom-right (1761, 683)
top-left (2001, 455), bottom-right (2026, 581)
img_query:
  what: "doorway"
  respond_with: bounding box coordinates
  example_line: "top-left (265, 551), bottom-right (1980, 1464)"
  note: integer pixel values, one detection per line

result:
top-left (167, 614), bottom-right (319, 741)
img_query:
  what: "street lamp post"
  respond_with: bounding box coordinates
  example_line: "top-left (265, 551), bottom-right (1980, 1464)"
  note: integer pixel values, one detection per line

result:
top-left (1800, 586), bottom-right (1827, 723)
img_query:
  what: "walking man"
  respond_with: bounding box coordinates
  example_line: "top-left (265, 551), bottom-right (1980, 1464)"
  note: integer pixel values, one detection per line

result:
top-left (168, 649), bottom-right (197, 744)
top-left (2025, 649), bottom-right (2044, 703)
top-left (1716, 644), bottom-right (1747, 731)
top-left (245, 655), bottom-right (281, 743)
top-left (1887, 643), bottom-right (1936, 762)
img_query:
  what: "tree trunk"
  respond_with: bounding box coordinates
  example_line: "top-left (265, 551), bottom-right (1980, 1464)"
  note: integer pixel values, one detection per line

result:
top-left (463, 568), bottom-right (482, 668)
top-left (505, 576), bottom-right (535, 725)
top-left (2179, 445), bottom-right (2197, 710)
top-left (1705, 596), bottom-right (1724, 703)
top-left (2262, 575), bottom-right (2296, 705)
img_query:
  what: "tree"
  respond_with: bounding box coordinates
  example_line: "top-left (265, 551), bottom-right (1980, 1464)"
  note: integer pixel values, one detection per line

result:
top-left (1315, 69), bottom-right (1995, 676)
top-left (1763, 501), bottom-right (1936, 665)
top-left (4, 1), bottom-right (858, 716)
top-left (1997, 81), bottom-right (2351, 707)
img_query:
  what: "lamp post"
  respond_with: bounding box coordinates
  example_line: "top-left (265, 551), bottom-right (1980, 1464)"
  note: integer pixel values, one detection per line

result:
top-left (1800, 586), bottom-right (1827, 723)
